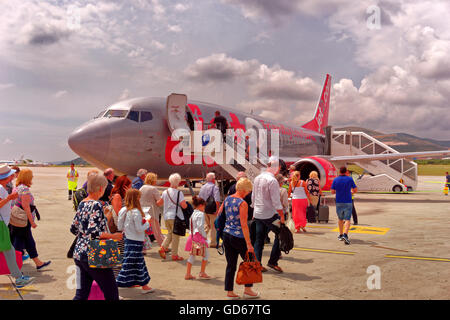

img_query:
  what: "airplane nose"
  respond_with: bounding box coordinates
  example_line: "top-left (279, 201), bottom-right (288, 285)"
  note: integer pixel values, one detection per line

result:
top-left (68, 121), bottom-right (111, 163)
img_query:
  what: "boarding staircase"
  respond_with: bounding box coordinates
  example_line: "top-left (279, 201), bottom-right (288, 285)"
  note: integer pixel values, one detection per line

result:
top-left (167, 93), bottom-right (268, 182)
top-left (331, 131), bottom-right (418, 190)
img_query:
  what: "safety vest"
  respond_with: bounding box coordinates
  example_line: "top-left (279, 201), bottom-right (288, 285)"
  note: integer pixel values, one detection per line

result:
top-left (67, 169), bottom-right (78, 191)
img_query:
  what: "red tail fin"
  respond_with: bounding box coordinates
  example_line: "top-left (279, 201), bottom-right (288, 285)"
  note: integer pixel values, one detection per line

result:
top-left (302, 74), bottom-right (331, 135)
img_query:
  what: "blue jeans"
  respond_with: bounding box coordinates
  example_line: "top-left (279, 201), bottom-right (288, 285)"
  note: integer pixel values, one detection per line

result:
top-left (253, 215), bottom-right (281, 266)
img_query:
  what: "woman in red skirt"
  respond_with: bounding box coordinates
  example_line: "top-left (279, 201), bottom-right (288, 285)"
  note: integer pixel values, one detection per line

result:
top-left (288, 171), bottom-right (311, 233)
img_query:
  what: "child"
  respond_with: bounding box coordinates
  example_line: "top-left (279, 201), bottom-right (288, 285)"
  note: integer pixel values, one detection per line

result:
top-left (116, 189), bottom-right (155, 294)
top-left (184, 196), bottom-right (211, 280)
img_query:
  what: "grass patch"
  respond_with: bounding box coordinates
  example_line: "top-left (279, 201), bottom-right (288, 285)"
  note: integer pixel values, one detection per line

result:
top-left (348, 164), bottom-right (449, 176)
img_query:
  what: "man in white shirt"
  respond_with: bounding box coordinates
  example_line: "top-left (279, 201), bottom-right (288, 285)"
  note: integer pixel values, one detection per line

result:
top-left (251, 157), bottom-right (285, 273)
top-left (198, 172), bottom-right (221, 247)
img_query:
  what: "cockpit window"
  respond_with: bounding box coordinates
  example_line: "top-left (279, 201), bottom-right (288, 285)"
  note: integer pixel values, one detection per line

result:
top-left (141, 111), bottom-right (153, 122)
top-left (127, 111), bottom-right (139, 122)
top-left (104, 110), bottom-right (128, 118)
top-left (94, 110), bottom-right (106, 119)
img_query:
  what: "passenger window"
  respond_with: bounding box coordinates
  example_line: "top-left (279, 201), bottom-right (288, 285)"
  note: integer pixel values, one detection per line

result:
top-left (141, 111), bottom-right (153, 122)
top-left (127, 111), bottom-right (139, 122)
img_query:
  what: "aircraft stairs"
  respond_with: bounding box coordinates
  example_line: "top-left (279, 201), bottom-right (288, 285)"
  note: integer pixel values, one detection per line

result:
top-left (331, 130), bottom-right (418, 191)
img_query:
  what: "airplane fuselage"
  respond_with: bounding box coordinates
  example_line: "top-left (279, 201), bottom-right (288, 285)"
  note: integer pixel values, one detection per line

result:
top-left (68, 97), bottom-right (325, 180)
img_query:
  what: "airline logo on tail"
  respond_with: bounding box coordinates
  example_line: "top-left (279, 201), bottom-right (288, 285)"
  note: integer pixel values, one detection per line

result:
top-left (302, 74), bottom-right (331, 135)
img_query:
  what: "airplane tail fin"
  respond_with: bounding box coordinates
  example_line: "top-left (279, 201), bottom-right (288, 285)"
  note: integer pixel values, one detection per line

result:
top-left (302, 74), bottom-right (331, 135)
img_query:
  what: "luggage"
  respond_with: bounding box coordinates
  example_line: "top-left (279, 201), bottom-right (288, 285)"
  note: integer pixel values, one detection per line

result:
top-left (317, 197), bottom-right (329, 223)
top-left (306, 205), bottom-right (316, 223)
top-left (279, 224), bottom-right (294, 254)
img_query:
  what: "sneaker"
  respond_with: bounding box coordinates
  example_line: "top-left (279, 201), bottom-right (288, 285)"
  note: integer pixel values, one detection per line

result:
top-left (22, 254), bottom-right (30, 262)
top-left (15, 275), bottom-right (35, 288)
top-left (338, 234), bottom-right (344, 241)
top-left (261, 267), bottom-right (268, 273)
top-left (343, 234), bottom-right (351, 245)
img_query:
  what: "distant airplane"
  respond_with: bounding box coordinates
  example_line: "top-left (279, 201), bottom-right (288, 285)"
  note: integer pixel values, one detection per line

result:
top-left (0, 155), bottom-right (24, 166)
top-left (68, 74), bottom-right (450, 190)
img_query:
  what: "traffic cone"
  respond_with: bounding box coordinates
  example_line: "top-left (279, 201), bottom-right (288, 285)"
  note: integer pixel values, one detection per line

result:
top-left (444, 186), bottom-right (449, 196)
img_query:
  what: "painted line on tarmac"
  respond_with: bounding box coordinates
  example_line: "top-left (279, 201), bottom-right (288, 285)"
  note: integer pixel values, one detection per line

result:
top-left (331, 226), bottom-right (390, 235)
top-left (292, 247), bottom-right (356, 256)
top-left (370, 245), bottom-right (409, 253)
top-left (385, 255), bottom-right (450, 262)
top-left (306, 225), bottom-right (335, 229)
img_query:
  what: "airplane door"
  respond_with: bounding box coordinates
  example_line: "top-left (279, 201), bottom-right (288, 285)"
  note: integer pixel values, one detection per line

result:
top-left (167, 93), bottom-right (190, 133)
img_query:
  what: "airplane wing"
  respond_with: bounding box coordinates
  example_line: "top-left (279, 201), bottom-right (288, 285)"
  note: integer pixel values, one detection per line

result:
top-left (329, 150), bottom-right (450, 163)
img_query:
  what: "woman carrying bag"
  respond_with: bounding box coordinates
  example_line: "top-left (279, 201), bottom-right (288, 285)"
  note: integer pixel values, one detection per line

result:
top-left (218, 178), bottom-right (260, 300)
top-left (156, 173), bottom-right (187, 261)
top-left (70, 175), bottom-right (123, 300)
top-left (9, 169), bottom-right (51, 270)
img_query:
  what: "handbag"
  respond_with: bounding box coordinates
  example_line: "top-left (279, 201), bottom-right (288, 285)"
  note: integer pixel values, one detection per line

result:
top-left (205, 186), bottom-right (217, 214)
top-left (189, 219), bottom-right (206, 257)
top-left (9, 206), bottom-right (28, 228)
top-left (87, 222), bottom-right (122, 269)
top-left (0, 215), bottom-right (12, 252)
top-left (104, 205), bottom-right (118, 234)
top-left (169, 190), bottom-right (187, 237)
top-left (236, 251), bottom-right (263, 285)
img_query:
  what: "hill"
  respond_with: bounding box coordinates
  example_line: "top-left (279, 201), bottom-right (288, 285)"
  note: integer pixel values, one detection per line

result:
top-left (335, 127), bottom-right (450, 152)
top-left (58, 157), bottom-right (91, 166)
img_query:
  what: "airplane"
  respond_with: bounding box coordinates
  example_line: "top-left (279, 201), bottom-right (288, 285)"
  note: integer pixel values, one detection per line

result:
top-left (0, 155), bottom-right (25, 166)
top-left (68, 74), bottom-right (450, 191)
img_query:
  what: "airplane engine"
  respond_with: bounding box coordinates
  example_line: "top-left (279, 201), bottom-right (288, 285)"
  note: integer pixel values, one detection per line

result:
top-left (293, 156), bottom-right (338, 190)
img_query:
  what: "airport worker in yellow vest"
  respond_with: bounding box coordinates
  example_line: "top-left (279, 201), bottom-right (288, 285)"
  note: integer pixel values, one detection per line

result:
top-left (67, 163), bottom-right (79, 200)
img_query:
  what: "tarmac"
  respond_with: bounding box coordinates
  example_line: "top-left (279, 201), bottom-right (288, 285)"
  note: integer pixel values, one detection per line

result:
top-left (0, 167), bottom-right (449, 300)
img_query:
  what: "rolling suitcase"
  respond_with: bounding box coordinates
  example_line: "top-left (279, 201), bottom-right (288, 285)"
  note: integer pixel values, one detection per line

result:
top-left (306, 205), bottom-right (316, 223)
top-left (317, 197), bottom-right (329, 223)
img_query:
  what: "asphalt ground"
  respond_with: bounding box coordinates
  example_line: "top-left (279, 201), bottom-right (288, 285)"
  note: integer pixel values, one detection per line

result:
top-left (0, 167), bottom-right (449, 300)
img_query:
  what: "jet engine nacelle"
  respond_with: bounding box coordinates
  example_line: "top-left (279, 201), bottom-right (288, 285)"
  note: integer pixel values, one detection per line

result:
top-left (293, 156), bottom-right (338, 190)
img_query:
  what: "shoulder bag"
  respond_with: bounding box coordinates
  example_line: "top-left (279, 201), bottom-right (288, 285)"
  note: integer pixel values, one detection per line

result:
top-left (87, 217), bottom-right (123, 269)
top-left (236, 251), bottom-right (263, 285)
top-left (10, 205), bottom-right (28, 228)
top-left (205, 186), bottom-right (217, 214)
top-left (189, 218), bottom-right (206, 257)
top-left (170, 190), bottom-right (187, 237)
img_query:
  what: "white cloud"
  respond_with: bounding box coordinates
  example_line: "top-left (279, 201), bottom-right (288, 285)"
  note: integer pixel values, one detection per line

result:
top-left (53, 90), bottom-right (68, 99)
top-left (119, 89), bottom-right (130, 100)
top-left (168, 25), bottom-right (182, 33)
top-left (151, 40), bottom-right (166, 50)
top-left (0, 83), bottom-right (14, 90)
top-left (3, 138), bottom-right (13, 145)
top-left (174, 3), bottom-right (190, 12)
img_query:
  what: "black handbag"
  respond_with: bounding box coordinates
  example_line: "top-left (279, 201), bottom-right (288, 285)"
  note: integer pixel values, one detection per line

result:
top-left (171, 191), bottom-right (187, 236)
top-left (205, 187), bottom-right (217, 214)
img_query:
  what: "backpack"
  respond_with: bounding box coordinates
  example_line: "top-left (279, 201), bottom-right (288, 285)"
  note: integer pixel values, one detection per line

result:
top-left (204, 186), bottom-right (217, 214)
top-left (279, 224), bottom-right (294, 254)
top-left (73, 188), bottom-right (88, 211)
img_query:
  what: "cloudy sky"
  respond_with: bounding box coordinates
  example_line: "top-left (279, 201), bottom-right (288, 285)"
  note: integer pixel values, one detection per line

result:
top-left (1, 0), bottom-right (449, 162)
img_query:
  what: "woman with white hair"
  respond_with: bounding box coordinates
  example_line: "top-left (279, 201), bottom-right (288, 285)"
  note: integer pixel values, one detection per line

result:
top-left (156, 173), bottom-right (187, 261)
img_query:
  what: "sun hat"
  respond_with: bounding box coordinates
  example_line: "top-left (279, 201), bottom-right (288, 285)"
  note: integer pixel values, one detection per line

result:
top-left (0, 164), bottom-right (16, 180)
